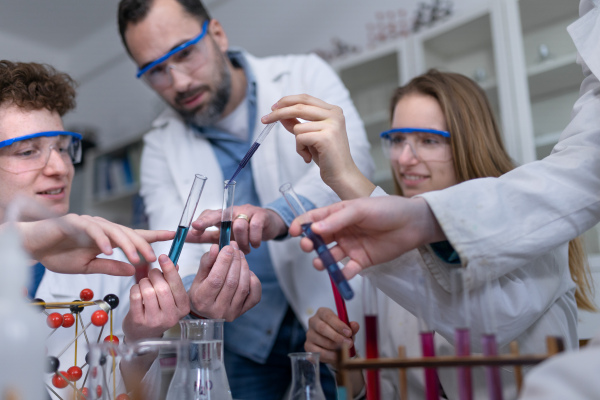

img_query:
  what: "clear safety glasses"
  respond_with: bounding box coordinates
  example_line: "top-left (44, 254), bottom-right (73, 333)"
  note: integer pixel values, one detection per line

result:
top-left (0, 131), bottom-right (82, 173)
top-left (136, 20), bottom-right (210, 89)
top-left (380, 128), bottom-right (452, 162)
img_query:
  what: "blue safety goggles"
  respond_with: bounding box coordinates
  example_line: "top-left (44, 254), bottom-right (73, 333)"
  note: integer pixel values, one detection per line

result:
top-left (380, 127), bottom-right (451, 139)
top-left (136, 19), bottom-right (210, 79)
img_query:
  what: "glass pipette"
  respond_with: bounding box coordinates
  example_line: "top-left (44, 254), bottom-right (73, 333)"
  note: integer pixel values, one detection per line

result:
top-left (226, 122), bottom-right (277, 185)
top-left (168, 174), bottom-right (207, 265)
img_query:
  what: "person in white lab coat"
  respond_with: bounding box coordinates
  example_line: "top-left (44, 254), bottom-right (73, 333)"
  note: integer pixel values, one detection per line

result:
top-left (262, 68), bottom-right (594, 399)
top-left (117, 0), bottom-right (373, 397)
top-left (0, 59), bottom-right (260, 399)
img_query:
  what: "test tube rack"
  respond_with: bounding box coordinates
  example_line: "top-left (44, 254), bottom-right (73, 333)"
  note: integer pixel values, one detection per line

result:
top-left (334, 336), bottom-right (565, 400)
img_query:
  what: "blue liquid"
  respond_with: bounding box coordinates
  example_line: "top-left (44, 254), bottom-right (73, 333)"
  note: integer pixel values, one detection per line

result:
top-left (228, 142), bottom-right (261, 184)
top-left (219, 220), bottom-right (232, 250)
top-left (302, 223), bottom-right (354, 300)
top-left (168, 225), bottom-right (189, 266)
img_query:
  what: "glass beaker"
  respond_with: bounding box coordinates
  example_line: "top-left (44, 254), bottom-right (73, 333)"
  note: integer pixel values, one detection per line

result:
top-left (219, 180), bottom-right (236, 250)
top-left (288, 352), bottom-right (326, 400)
top-left (173, 319), bottom-right (232, 400)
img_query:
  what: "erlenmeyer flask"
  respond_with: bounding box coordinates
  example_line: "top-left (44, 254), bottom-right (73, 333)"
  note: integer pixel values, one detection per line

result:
top-left (288, 352), bottom-right (326, 400)
top-left (168, 319), bottom-right (232, 400)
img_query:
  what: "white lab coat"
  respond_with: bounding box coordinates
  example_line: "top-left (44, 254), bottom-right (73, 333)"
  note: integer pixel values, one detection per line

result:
top-left (140, 51), bottom-right (375, 330)
top-left (418, 0), bottom-right (600, 281)
top-left (359, 187), bottom-right (577, 400)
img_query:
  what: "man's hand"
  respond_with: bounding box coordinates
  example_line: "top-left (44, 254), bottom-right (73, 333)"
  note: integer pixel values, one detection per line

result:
top-left (289, 196), bottom-right (445, 279)
top-left (188, 242), bottom-right (261, 321)
top-left (18, 214), bottom-right (174, 276)
top-left (189, 205), bottom-right (287, 253)
top-left (305, 307), bottom-right (359, 364)
top-left (122, 254), bottom-right (190, 342)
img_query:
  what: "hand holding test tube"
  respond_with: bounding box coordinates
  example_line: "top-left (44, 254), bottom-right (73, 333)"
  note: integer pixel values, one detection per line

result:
top-left (168, 174), bottom-right (207, 265)
top-left (280, 182), bottom-right (354, 300)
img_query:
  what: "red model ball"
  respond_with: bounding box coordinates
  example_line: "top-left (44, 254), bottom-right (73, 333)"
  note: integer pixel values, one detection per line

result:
top-left (103, 335), bottom-right (119, 344)
top-left (52, 372), bottom-right (69, 389)
top-left (91, 310), bottom-right (108, 327)
top-left (96, 385), bottom-right (103, 397)
top-left (46, 313), bottom-right (63, 329)
top-left (116, 394), bottom-right (131, 400)
top-left (62, 313), bottom-right (75, 328)
top-left (80, 288), bottom-right (94, 301)
top-left (67, 366), bottom-right (82, 381)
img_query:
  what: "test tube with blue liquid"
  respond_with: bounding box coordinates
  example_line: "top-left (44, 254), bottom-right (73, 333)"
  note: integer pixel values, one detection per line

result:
top-left (279, 182), bottom-right (354, 301)
top-left (219, 180), bottom-right (236, 250)
top-left (451, 268), bottom-right (473, 400)
top-left (168, 174), bottom-right (207, 265)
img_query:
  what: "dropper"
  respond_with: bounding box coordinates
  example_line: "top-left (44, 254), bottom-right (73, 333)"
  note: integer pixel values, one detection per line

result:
top-left (226, 122), bottom-right (277, 185)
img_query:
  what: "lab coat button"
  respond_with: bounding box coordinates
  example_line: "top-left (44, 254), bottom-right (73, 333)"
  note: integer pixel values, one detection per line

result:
top-left (306, 308), bottom-right (314, 315)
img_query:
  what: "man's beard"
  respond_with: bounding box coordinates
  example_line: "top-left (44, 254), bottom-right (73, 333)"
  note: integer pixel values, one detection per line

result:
top-left (175, 52), bottom-right (232, 126)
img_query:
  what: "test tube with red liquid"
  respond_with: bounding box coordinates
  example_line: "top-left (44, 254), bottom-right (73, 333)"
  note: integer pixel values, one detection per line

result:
top-left (415, 271), bottom-right (440, 400)
top-left (279, 182), bottom-right (355, 356)
top-left (481, 274), bottom-right (503, 400)
top-left (363, 277), bottom-right (380, 400)
top-left (451, 268), bottom-right (473, 400)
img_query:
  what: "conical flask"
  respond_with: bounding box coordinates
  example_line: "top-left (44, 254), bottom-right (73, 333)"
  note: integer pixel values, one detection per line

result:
top-left (288, 352), bottom-right (326, 400)
top-left (168, 319), bottom-right (232, 400)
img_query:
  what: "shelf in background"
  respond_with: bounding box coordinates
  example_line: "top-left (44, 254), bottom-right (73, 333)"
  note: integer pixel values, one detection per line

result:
top-left (534, 130), bottom-right (562, 147)
top-left (527, 57), bottom-right (582, 100)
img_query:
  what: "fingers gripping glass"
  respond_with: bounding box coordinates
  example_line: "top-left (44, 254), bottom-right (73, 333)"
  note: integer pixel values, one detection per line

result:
top-left (0, 131), bottom-right (82, 173)
top-left (380, 128), bottom-right (451, 162)
top-left (136, 20), bottom-right (210, 89)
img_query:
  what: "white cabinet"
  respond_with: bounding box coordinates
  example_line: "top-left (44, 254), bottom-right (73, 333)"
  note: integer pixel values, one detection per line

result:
top-left (81, 135), bottom-right (147, 228)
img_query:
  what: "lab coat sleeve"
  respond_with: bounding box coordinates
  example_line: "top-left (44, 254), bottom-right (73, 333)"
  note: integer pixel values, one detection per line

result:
top-left (418, 0), bottom-right (600, 277)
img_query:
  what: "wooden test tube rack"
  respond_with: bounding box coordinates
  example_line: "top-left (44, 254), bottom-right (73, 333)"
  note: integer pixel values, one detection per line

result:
top-left (334, 336), bottom-right (565, 400)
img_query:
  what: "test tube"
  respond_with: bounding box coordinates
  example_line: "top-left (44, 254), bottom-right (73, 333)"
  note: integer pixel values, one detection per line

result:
top-left (168, 174), bottom-right (207, 265)
top-left (451, 268), bottom-right (473, 400)
top-left (414, 271), bottom-right (440, 400)
top-left (480, 274), bottom-right (503, 400)
top-left (219, 180), bottom-right (236, 250)
top-left (279, 182), bottom-right (354, 300)
top-left (363, 277), bottom-right (380, 400)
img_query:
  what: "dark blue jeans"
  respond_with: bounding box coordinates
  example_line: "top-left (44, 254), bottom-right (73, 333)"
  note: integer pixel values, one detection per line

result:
top-left (224, 307), bottom-right (336, 399)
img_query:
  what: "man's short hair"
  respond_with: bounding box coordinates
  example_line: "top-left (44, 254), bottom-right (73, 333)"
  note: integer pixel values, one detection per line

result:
top-left (118, 0), bottom-right (211, 54)
top-left (0, 60), bottom-right (76, 116)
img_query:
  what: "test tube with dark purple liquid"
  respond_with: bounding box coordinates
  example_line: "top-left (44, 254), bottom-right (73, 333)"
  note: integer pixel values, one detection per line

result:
top-left (415, 272), bottom-right (440, 400)
top-left (219, 180), bottom-right (236, 250)
top-left (451, 268), bottom-right (473, 400)
top-left (279, 183), bottom-right (354, 300)
top-left (481, 276), bottom-right (503, 400)
top-left (363, 277), bottom-right (380, 400)
top-left (168, 174), bottom-right (207, 265)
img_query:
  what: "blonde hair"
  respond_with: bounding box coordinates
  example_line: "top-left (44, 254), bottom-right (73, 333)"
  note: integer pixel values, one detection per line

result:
top-left (390, 69), bottom-right (596, 311)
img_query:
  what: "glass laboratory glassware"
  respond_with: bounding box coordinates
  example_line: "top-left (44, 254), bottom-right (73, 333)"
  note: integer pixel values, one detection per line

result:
top-left (174, 319), bottom-right (232, 400)
top-left (227, 122), bottom-right (277, 183)
top-left (219, 180), bottom-right (236, 250)
top-left (288, 352), bottom-right (326, 400)
top-left (451, 268), bottom-right (473, 400)
top-left (168, 174), bottom-right (207, 265)
top-left (363, 277), bottom-right (380, 400)
top-left (414, 270), bottom-right (440, 400)
top-left (86, 339), bottom-right (190, 400)
top-left (480, 274), bottom-right (503, 400)
top-left (279, 182), bottom-right (355, 355)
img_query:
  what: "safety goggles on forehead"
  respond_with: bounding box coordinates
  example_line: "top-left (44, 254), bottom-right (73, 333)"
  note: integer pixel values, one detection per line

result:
top-left (0, 131), bottom-right (82, 173)
top-left (380, 128), bottom-right (452, 162)
top-left (136, 20), bottom-right (210, 88)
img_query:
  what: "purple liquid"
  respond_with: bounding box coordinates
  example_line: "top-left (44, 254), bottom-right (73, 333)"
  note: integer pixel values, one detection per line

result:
top-left (365, 315), bottom-right (380, 400)
top-left (481, 333), bottom-right (503, 400)
top-left (227, 142), bottom-right (260, 184)
top-left (420, 331), bottom-right (440, 400)
top-left (455, 328), bottom-right (473, 400)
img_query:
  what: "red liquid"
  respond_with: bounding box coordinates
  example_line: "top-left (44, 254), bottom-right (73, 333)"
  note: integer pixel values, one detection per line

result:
top-left (455, 328), bottom-right (473, 400)
top-left (420, 331), bottom-right (440, 400)
top-left (482, 333), bottom-right (503, 400)
top-left (329, 278), bottom-right (355, 357)
top-left (365, 315), bottom-right (380, 400)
